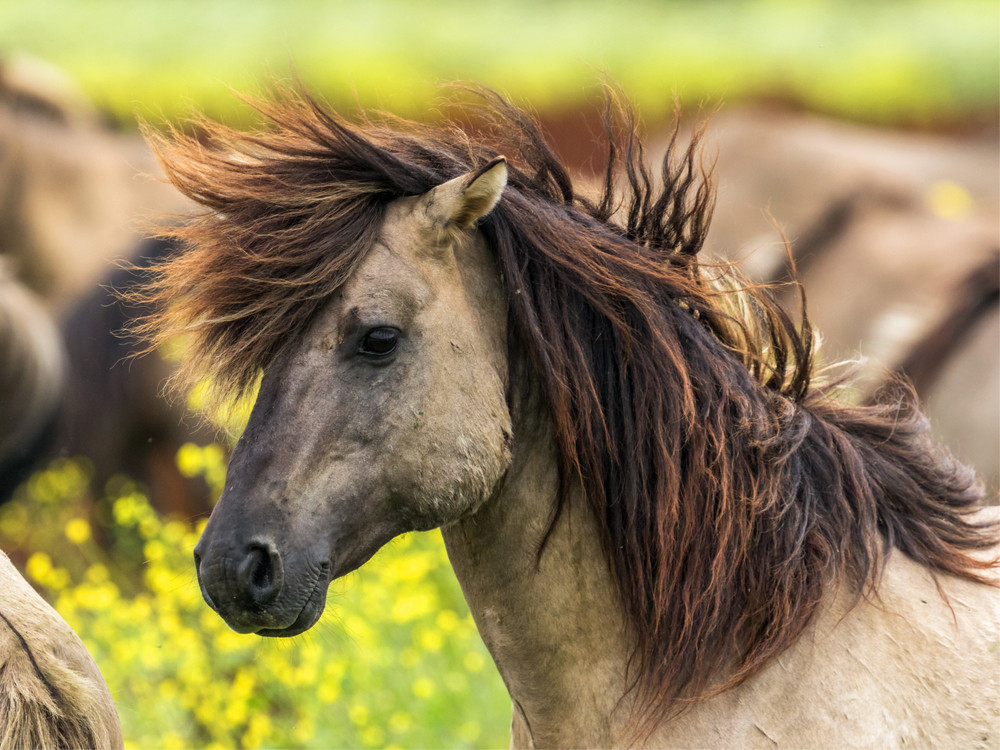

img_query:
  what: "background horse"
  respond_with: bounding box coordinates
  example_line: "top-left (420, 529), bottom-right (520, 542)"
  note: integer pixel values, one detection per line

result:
top-left (693, 108), bottom-right (999, 494)
top-left (137, 88), bottom-right (1000, 747)
top-left (0, 58), bottom-right (215, 516)
top-left (0, 55), bottom-right (183, 309)
top-left (0, 265), bottom-right (63, 500)
top-left (51, 236), bottom-right (218, 518)
top-left (0, 549), bottom-right (122, 749)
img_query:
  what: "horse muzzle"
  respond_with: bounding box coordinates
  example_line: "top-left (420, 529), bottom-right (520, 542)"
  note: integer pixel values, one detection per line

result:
top-left (193, 533), bottom-right (331, 637)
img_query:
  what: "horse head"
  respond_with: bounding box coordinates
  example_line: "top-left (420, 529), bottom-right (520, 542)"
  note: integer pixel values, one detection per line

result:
top-left (193, 159), bottom-right (513, 636)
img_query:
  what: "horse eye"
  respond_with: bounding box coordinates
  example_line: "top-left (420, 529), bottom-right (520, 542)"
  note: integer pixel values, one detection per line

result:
top-left (359, 327), bottom-right (399, 358)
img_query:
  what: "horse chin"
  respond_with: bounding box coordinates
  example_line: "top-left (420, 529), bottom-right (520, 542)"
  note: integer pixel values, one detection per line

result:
top-left (255, 570), bottom-right (330, 638)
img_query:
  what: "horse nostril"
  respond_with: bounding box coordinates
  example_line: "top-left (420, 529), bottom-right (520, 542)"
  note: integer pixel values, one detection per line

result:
top-left (192, 546), bottom-right (220, 612)
top-left (239, 541), bottom-right (284, 608)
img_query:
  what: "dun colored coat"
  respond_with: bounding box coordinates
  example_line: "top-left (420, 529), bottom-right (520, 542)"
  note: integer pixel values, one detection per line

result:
top-left (0, 551), bottom-right (122, 749)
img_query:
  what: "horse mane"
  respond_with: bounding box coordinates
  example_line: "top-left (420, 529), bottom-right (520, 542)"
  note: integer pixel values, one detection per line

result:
top-left (134, 85), bottom-right (998, 720)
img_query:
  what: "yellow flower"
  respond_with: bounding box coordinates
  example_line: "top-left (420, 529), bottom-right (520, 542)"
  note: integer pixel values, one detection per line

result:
top-left (318, 680), bottom-right (341, 704)
top-left (144, 539), bottom-right (165, 563)
top-left (139, 516), bottom-right (161, 540)
top-left (25, 552), bottom-right (52, 583)
top-left (361, 725), bottom-right (386, 746)
top-left (85, 564), bottom-right (109, 584)
top-left (436, 609), bottom-right (459, 631)
top-left (391, 591), bottom-right (435, 623)
top-left (194, 700), bottom-right (216, 725)
top-left (292, 717), bottom-right (316, 745)
top-left (389, 710), bottom-right (412, 732)
top-left (418, 627), bottom-right (444, 652)
top-left (46, 567), bottom-right (70, 591)
top-left (412, 677), bottom-right (435, 699)
top-left (464, 651), bottom-right (486, 672)
top-left (232, 668), bottom-right (255, 699)
top-left (176, 443), bottom-right (204, 478)
top-left (163, 520), bottom-right (188, 543)
top-left (223, 699), bottom-right (247, 728)
top-left (64, 517), bottom-right (91, 545)
top-left (348, 703), bottom-right (369, 726)
top-left (140, 643), bottom-right (163, 670)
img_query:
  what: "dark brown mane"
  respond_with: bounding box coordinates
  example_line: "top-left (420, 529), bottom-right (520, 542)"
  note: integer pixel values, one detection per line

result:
top-left (134, 86), bottom-right (998, 721)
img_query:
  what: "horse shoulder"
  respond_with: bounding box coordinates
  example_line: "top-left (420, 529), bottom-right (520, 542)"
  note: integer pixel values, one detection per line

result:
top-left (651, 516), bottom-right (1000, 749)
top-left (0, 551), bottom-right (123, 750)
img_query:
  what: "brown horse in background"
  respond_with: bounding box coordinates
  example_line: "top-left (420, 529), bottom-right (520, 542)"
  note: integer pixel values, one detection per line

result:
top-left (0, 55), bottom-right (183, 308)
top-left (139, 87), bottom-right (999, 747)
top-left (696, 107), bottom-right (1000, 495)
top-left (0, 265), bottom-right (63, 500)
top-left (0, 58), bottom-right (215, 516)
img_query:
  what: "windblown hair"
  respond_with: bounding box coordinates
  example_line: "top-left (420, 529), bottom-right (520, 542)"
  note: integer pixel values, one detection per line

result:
top-left (134, 85), bottom-right (998, 719)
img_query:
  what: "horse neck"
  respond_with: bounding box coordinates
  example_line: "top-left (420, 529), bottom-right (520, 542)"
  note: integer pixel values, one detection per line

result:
top-left (440, 404), bottom-right (635, 747)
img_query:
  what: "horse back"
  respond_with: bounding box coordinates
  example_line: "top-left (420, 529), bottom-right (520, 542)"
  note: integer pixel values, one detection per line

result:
top-left (0, 551), bottom-right (122, 749)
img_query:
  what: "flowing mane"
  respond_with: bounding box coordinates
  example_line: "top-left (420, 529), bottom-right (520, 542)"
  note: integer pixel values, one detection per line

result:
top-left (135, 86), bottom-right (997, 718)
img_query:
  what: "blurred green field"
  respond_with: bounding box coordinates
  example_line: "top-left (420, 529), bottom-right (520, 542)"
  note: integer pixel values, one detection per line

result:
top-left (1, 0), bottom-right (997, 128)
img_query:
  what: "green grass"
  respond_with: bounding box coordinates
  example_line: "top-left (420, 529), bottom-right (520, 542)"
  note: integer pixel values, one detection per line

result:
top-left (1, 0), bottom-right (996, 128)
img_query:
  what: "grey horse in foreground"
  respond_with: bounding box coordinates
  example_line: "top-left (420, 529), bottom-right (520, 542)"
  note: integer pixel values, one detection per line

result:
top-left (137, 88), bottom-right (999, 748)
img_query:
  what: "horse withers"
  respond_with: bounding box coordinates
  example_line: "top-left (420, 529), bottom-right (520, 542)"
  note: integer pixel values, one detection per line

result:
top-left (139, 89), bottom-right (1000, 747)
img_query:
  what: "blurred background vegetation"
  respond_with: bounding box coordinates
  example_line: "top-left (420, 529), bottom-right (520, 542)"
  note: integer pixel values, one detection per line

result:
top-left (0, 1), bottom-right (996, 748)
top-left (1, 0), bottom-right (997, 129)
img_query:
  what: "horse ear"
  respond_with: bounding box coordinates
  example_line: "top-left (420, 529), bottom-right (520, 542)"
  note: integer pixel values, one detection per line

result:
top-left (423, 157), bottom-right (508, 230)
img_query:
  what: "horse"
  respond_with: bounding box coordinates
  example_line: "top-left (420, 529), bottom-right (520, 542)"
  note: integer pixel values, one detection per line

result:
top-left (693, 106), bottom-right (1000, 494)
top-left (0, 59), bottom-right (217, 515)
top-left (136, 88), bottom-right (1000, 747)
top-left (0, 549), bottom-right (122, 749)
top-left (0, 237), bottom-right (219, 517)
top-left (0, 54), bottom-right (185, 312)
top-left (48, 236), bottom-right (219, 517)
top-left (890, 252), bottom-right (999, 496)
top-left (0, 264), bottom-right (64, 501)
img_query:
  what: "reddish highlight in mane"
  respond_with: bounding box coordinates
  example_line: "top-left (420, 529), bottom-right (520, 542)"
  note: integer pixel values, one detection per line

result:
top-left (133, 85), bottom-right (999, 721)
